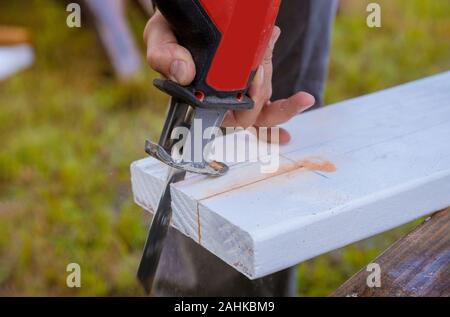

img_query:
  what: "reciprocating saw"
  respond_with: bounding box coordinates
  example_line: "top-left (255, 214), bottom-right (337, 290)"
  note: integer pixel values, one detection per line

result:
top-left (137, 0), bottom-right (281, 294)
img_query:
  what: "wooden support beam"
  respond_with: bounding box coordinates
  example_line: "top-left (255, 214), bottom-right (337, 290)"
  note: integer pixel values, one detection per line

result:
top-left (332, 208), bottom-right (450, 297)
top-left (131, 71), bottom-right (450, 279)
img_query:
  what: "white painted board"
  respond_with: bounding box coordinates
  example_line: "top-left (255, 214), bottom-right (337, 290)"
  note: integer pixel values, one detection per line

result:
top-left (131, 71), bottom-right (450, 279)
top-left (0, 44), bottom-right (34, 80)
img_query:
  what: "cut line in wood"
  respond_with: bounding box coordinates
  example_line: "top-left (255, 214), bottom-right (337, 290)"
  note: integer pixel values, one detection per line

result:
top-left (131, 71), bottom-right (450, 279)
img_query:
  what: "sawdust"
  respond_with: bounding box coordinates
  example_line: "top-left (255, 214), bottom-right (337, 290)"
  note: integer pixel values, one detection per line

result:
top-left (266, 156), bottom-right (337, 177)
top-left (198, 156), bottom-right (337, 200)
top-left (296, 157), bottom-right (337, 173)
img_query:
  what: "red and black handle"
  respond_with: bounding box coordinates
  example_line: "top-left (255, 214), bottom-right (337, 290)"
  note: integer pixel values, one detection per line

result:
top-left (153, 0), bottom-right (281, 110)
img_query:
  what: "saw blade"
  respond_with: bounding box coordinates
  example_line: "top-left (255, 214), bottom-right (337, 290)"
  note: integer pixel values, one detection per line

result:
top-left (137, 100), bottom-right (227, 294)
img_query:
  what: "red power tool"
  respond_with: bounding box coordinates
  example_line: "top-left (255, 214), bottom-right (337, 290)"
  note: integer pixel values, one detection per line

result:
top-left (138, 0), bottom-right (281, 294)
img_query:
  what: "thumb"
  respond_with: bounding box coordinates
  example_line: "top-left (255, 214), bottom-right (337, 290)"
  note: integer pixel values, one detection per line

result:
top-left (144, 12), bottom-right (196, 85)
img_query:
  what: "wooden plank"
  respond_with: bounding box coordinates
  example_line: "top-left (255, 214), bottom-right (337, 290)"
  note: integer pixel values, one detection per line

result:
top-left (131, 71), bottom-right (450, 279)
top-left (0, 44), bottom-right (34, 81)
top-left (0, 26), bottom-right (31, 45)
top-left (332, 208), bottom-right (450, 297)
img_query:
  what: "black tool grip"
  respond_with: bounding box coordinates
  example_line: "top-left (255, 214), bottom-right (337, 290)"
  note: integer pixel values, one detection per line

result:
top-left (153, 0), bottom-right (254, 110)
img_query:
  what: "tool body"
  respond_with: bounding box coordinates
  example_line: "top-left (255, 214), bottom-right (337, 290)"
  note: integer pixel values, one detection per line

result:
top-left (138, 0), bottom-right (281, 293)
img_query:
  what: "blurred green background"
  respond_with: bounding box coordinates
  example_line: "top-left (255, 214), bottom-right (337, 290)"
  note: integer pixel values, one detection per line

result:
top-left (0, 0), bottom-right (449, 296)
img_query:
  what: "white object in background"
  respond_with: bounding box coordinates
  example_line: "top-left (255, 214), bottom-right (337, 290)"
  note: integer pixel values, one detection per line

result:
top-left (0, 44), bottom-right (34, 80)
top-left (131, 71), bottom-right (450, 279)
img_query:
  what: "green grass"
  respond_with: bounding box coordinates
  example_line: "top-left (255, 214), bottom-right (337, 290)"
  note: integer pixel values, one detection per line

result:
top-left (0, 0), bottom-right (449, 296)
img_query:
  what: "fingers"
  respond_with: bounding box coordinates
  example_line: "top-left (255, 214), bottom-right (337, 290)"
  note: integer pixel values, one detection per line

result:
top-left (222, 110), bottom-right (238, 127)
top-left (233, 27), bottom-right (281, 128)
top-left (144, 11), bottom-right (196, 85)
top-left (263, 26), bottom-right (281, 65)
top-left (233, 65), bottom-right (266, 128)
top-left (278, 127), bottom-right (292, 145)
top-left (255, 92), bottom-right (315, 127)
top-left (224, 91), bottom-right (314, 145)
top-left (252, 126), bottom-right (292, 145)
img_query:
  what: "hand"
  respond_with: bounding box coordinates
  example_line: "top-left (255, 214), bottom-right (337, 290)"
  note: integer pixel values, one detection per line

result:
top-left (144, 10), bottom-right (315, 145)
